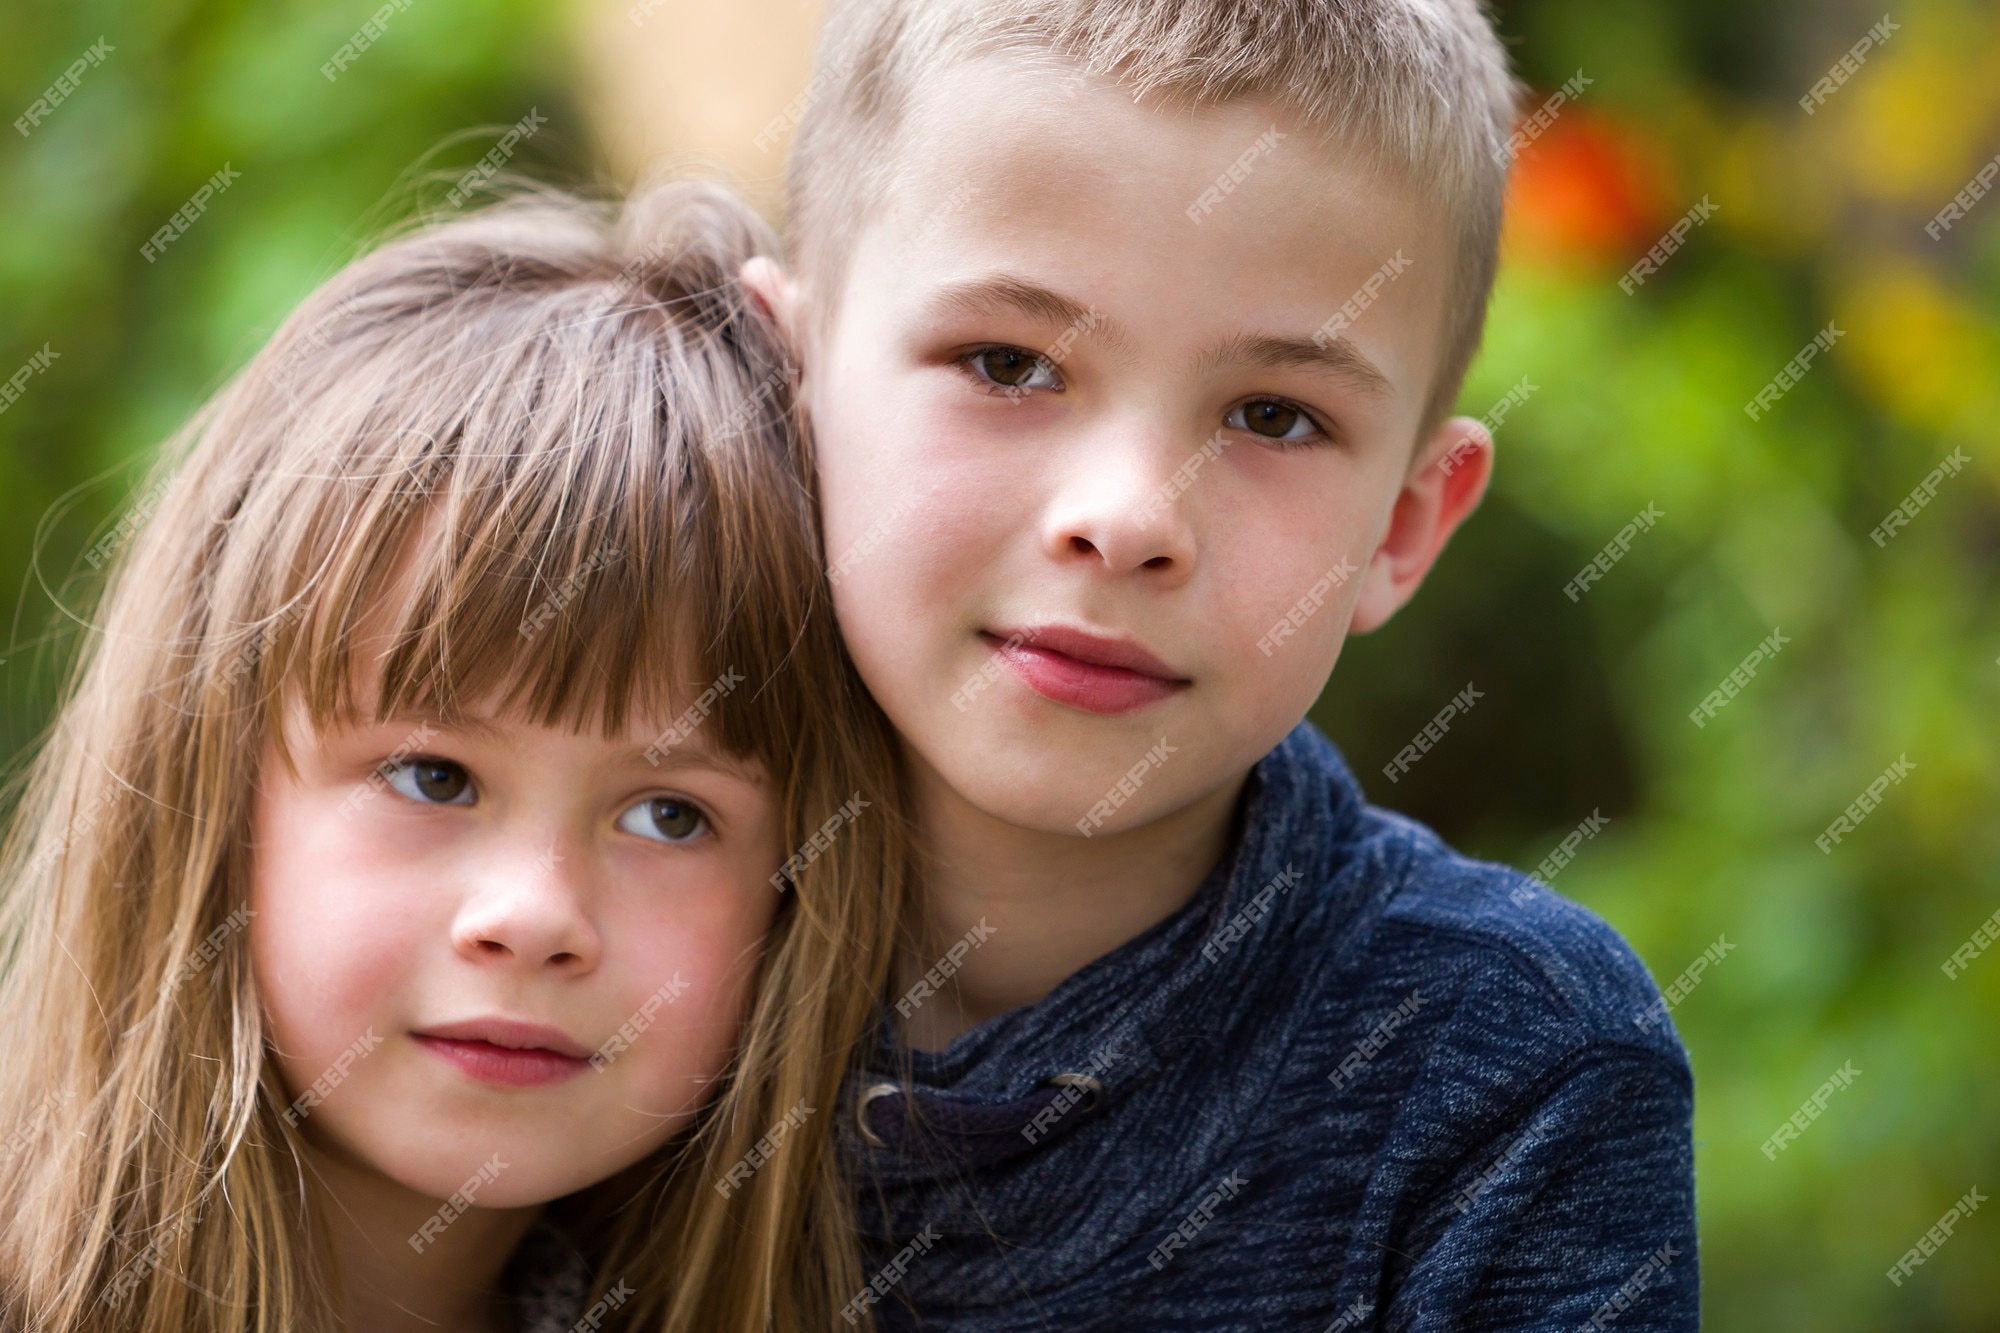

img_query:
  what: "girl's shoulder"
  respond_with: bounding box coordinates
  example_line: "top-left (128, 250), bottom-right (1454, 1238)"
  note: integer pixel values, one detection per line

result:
top-left (504, 1215), bottom-right (592, 1333)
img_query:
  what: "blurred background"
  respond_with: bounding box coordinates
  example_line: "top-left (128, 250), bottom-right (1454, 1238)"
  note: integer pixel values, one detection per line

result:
top-left (2, 0), bottom-right (1995, 1324)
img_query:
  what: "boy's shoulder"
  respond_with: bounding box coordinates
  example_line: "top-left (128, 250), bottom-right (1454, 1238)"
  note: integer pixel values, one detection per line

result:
top-left (1255, 722), bottom-right (1688, 1077)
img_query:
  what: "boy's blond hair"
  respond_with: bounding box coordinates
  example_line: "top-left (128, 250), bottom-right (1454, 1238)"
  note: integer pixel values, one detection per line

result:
top-left (787, 0), bottom-right (1524, 439)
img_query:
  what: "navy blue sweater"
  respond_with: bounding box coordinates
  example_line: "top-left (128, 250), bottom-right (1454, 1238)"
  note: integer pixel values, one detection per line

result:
top-left (838, 722), bottom-right (1697, 1331)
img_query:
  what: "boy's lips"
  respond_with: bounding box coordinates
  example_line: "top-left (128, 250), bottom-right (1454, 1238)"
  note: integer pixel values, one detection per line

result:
top-left (981, 625), bottom-right (1190, 715)
top-left (413, 1017), bottom-right (593, 1087)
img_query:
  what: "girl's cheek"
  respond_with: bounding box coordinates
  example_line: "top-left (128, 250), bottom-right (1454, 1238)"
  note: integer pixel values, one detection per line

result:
top-left (621, 982), bottom-right (757, 1116)
top-left (612, 894), bottom-right (772, 1111)
top-left (249, 786), bottom-right (428, 1060)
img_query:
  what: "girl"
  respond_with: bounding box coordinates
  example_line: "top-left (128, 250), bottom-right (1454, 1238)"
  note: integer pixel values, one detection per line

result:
top-left (0, 179), bottom-right (912, 1331)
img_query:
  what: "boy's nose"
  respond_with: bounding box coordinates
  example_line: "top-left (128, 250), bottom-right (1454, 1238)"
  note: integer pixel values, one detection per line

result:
top-left (449, 836), bottom-right (603, 973)
top-left (1041, 426), bottom-right (1200, 583)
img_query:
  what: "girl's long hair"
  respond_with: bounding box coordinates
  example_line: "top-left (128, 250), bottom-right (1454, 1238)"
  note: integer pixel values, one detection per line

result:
top-left (0, 179), bottom-right (911, 1332)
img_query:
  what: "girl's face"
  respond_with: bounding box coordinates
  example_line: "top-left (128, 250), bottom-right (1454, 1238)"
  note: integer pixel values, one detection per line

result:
top-left (250, 692), bottom-right (782, 1212)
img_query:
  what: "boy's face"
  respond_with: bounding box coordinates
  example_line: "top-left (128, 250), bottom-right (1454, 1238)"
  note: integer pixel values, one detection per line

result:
top-left (779, 54), bottom-right (1490, 837)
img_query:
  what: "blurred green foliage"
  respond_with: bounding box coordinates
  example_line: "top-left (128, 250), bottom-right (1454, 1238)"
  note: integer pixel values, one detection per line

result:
top-left (2, 0), bottom-right (1996, 1327)
top-left (1320, 0), bottom-right (2000, 1326)
top-left (0, 0), bottom-right (585, 760)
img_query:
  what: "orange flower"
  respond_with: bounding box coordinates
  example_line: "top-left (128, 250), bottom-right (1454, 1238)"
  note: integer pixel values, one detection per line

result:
top-left (1503, 107), bottom-right (1678, 268)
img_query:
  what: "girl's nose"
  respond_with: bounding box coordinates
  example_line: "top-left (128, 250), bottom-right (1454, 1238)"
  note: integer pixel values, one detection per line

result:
top-left (448, 837), bottom-right (603, 973)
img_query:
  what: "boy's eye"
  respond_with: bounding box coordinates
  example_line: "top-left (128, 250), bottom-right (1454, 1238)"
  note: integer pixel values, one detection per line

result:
top-left (386, 758), bottom-right (475, 806)
top-left (963, 346), bottom-right (1063, 393)
top-left (618, 797), bottom-right (709, 845)
top-left (1226, 399), bottom-right (1322, 442)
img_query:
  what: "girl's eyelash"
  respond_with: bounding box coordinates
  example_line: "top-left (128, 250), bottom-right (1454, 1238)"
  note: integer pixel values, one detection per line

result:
top-left (648, 792), bottom-right (712, 824)
top-left (954, 345), bottom-right (1063, 396)
top-left (619, 791), bottom-right (716, 845)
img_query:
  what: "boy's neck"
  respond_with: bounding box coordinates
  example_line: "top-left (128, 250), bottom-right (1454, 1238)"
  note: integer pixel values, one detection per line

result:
top-left (305, 1137), bottom-right (542, 1333)
top-left (897, 748), bottom-right (1250, 1051)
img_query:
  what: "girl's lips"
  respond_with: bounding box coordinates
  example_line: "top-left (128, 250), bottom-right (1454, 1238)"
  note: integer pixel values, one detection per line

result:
top-left (981, 631), bottom-right (1191, 715)
top-left (412, 1035), bottom-right (591, 1087)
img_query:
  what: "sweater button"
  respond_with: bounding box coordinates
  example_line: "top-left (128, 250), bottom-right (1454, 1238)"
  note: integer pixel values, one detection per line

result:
top-left (856, 1081), bottom-right (900, 1147)
top-left (1043, 1072), bottom-right (1103, 1113)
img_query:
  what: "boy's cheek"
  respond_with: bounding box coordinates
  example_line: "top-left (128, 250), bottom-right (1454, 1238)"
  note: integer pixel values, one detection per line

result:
top-left (825, 494), bottom-right (998, 656)
top-left (1216, 640), bottom-right (1345, 767)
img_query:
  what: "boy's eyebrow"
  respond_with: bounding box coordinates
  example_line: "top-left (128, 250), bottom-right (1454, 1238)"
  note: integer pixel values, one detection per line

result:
top-left (921, 275), bottom-right (1131, 354)
top-left (1192, 332), bottom-right (1395, 399)
top-left (919, 274), bottom-right (1393, 397)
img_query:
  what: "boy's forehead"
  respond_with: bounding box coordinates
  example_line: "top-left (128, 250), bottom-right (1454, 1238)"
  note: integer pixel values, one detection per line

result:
top-left (847, 51), bottom-right (1453, 415)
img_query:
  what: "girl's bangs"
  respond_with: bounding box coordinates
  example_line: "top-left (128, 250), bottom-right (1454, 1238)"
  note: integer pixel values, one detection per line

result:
top-left (236, 275), bottom-right (800, 756)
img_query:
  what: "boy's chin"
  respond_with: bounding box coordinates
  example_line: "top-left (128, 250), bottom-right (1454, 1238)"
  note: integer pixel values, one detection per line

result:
top-left (906, 725), bottom-right (1184, 839)
top-left (908, 686), bottom-right (1311, 840)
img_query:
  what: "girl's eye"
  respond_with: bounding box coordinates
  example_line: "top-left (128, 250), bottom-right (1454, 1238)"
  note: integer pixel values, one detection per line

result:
top-left (385, 758), bottom-right (474, 805)
top-left (963, 346), bottom-right (1063, 394)
top-left (618, 797), bottom-right (709, 845)
top-left (1226, 398), bottom-right (1324, 442)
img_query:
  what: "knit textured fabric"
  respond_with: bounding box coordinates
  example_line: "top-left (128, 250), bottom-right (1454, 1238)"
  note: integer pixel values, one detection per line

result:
top-left (839, 722), bottom-right (1697, 1332)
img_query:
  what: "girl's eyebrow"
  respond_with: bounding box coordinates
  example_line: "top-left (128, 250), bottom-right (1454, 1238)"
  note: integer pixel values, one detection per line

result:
top-left (632, 745), bottom-right (763, 786)
top-left (366, 711), bottom-right (510, 748)
top-left (370, 712), bottom-right (764, 786)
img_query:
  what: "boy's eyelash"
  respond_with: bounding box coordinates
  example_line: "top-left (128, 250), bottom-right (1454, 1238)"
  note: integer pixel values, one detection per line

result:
top-left (1235, 396), bottom-right (1337, 448)
top-left (952, 349), bottom-right (1339, 446)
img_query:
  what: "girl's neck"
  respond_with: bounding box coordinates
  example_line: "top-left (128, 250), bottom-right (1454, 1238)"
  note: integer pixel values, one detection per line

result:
top-left (305, 1138), bottom-right (544, 1333)
top-left (896, 746), bottom-right (1248, 1051)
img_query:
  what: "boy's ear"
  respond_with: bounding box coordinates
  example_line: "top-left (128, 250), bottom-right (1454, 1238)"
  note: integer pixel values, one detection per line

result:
top-left (739, 257), bottom-right (802, 351)
top-left (739, 256), bottom-right (810, 406)
top-left (1349, 415), bottom-right (1493, 634)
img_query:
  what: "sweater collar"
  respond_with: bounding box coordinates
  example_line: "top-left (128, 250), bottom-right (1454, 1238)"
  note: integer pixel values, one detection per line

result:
top-left (843, 722), bottom-right (1366, 1178)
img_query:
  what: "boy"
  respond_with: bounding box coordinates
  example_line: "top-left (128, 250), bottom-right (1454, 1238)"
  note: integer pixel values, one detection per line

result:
top-left (744, 1), bottom-right (1696, 1328)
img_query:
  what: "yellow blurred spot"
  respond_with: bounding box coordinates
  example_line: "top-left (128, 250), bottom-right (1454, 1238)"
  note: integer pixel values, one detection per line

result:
top-left (1711, 116), bottom-right (1832, 256)
top-left (1844, 32), bottom-right (2000, 202)
top-left (1831, 257), bottom-right (1993, 432)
